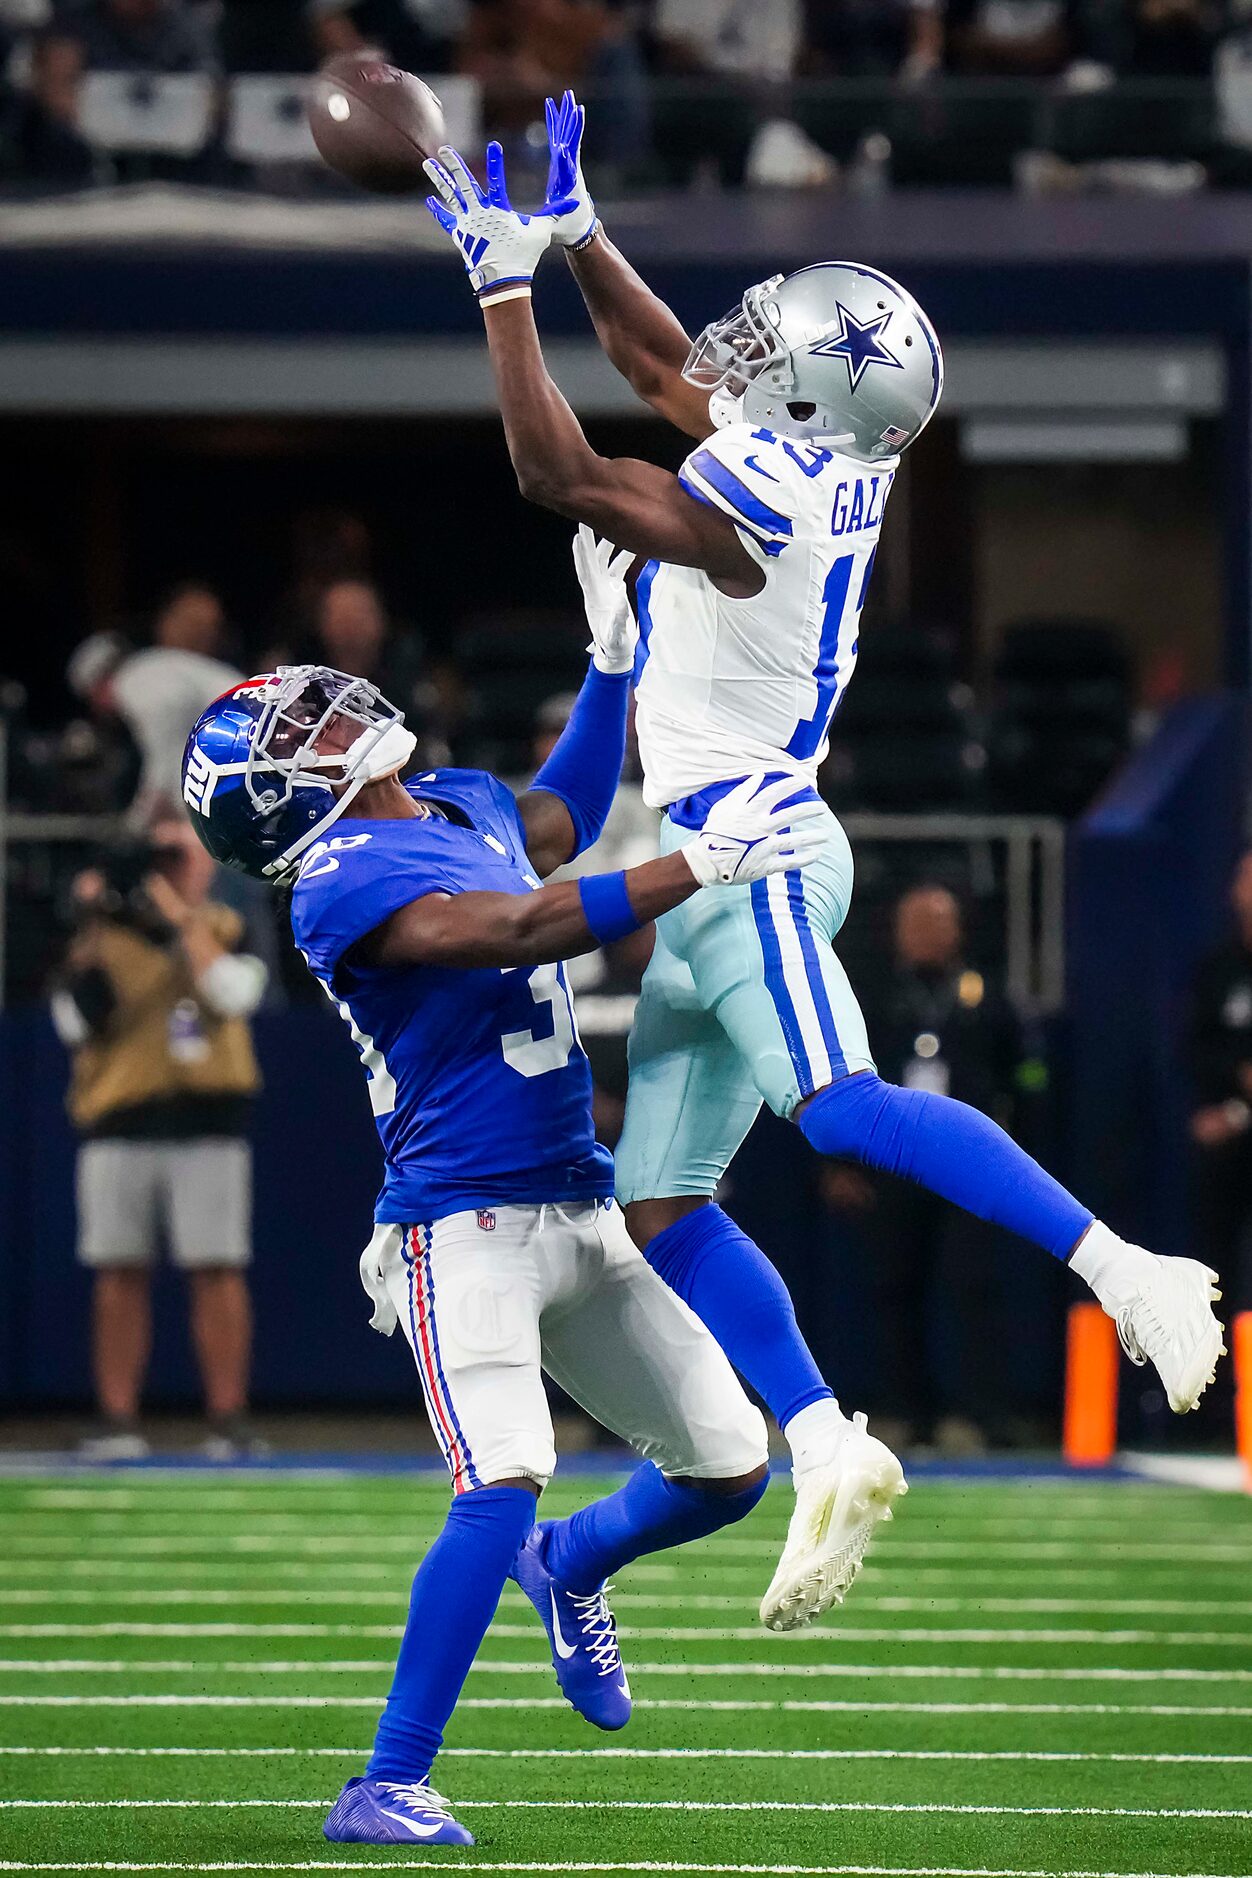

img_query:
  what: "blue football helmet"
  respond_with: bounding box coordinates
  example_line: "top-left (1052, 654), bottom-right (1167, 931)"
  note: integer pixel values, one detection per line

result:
top-left (181, 665), bottom-right (416, 883)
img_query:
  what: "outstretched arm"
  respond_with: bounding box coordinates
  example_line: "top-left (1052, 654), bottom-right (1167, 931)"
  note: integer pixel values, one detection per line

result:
top-left (567, 231), bottom-right (714, 441)
top-left (422, 140), bottom-right (756, 582)
top-left (541, 92), bottom-right (713, 440)
top-left (358, 776), bottom-right (827, 970)
top-left (482, 296), bottom-right (755, 583)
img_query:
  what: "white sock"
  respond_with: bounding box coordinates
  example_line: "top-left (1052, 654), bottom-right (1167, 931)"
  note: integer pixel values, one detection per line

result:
top-left (783, 1396), bottom-right (849, 1475)
top-left (1069, 1221), bottom-right (1155, 1313)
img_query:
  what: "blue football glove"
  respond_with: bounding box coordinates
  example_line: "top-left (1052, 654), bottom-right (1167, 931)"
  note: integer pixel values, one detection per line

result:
top-left (424, 141), bottom-right (575, 301)
top-left (543, 90), bottom-right (598, 250)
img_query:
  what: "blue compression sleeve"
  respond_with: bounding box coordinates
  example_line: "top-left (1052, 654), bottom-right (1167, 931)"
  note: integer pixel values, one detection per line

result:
top-left (367, 1485), bottom-right (536, 1783)
top-left (642, 1204), bottom-right (833, 1428)
top-left (798, 1073), bottom-right (1094, 1261)
top-left (528, 660), bottom-right (630, 859)
top-left (542, 1461), bottom-right (766, 1596)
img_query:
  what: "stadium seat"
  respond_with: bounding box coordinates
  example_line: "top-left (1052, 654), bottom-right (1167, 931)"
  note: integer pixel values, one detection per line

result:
top-left (828, 625), bottom-right (985, 810)
top-left (78, 70), bottom-right (215, 156)
top-left (985, 619), bottom-right (1131, 816)
top-left (453, 612), bottom-right (589, 773)
top-left (226, 74), bottom-right (318, 167)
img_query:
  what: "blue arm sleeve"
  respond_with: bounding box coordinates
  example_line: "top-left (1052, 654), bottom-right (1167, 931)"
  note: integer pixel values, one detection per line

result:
top-left (527, 660), bottom-right (630, 860)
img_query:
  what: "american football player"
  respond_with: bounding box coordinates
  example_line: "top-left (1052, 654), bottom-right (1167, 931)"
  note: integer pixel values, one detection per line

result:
top-left (181, 529), bottom-right (823, 1846)
top-left (424, 104), bottom-right (1226, 1634)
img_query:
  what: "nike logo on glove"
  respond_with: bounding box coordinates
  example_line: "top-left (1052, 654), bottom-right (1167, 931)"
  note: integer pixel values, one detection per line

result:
top-left (551, 1590), bottom-right (578, 1659)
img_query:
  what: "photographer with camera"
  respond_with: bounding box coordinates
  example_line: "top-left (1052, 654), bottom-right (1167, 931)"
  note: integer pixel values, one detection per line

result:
top-left (51, 816), bottom-right (268, 1461)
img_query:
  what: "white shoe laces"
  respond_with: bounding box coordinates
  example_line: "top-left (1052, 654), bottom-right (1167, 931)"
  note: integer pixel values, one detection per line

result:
top-left (566, 1585), bottom-right (621, 1676)
top-left (378, 1780), bottom-right (455, 1818)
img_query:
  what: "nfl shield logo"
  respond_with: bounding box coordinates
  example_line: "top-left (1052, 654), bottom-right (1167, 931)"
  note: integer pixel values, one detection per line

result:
top-left (476, 1210), bottom-right (496, 1232)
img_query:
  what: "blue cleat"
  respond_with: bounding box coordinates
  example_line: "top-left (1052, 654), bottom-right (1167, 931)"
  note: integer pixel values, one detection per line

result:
top-left (512, 1522), bottom-right (632, 1731)
top-left (323, 1776), bottom-right (474, 1846)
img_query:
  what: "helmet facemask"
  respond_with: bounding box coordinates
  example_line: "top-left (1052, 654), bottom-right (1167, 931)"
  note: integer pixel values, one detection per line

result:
top-left (243, 665), bottom-right (416, 868)
top-left (683, 277), bottom-right (795, 426)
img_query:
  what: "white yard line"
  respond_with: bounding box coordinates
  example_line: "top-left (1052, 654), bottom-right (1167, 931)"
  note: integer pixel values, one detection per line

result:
top-left (2, 1622), bottom-right (1249, 1646)
top-left (1, 1659), bottom-right (1248, 1681)
top-left (1, 1590), bottom-right (1251, 1617)
top-left (2, 1863), bottom-right (1249, 1878)
top-left (1, 1746), bottom-right (1247, 1764)
top-left (3, 1800), bottom-right (1251, 1820)
top-left (0, 1694), bottom-right (1248, 1714)
top-left (3, 1537), bottom-right (1250, 1560)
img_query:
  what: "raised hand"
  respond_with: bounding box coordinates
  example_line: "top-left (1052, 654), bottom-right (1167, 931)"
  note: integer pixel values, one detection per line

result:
top-left (572, 525), bottom-right (636, 675)
top-left (543, 91), bottom-right (597, 250)
top-left (424, 142), bottom-right (575, 300)
top-left (682, 774), bottom-right (828, 887)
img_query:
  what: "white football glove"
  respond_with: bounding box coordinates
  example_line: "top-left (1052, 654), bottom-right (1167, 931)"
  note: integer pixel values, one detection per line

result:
top-left (682, 774), bottom-right (828, 887)
top-left (543, 90), bottom-right (598, 250)
top-left (424, 142), bottom-right (573, 300)
top-left (573, 525), bottom-right (636, 675)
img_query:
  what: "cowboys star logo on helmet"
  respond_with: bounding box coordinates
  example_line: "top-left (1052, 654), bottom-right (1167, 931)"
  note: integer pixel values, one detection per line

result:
top-left (808, 303), bottom-right (903, 392)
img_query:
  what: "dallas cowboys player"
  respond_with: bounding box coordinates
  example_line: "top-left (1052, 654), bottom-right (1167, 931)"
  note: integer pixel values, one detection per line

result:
top-left (423, 105), bottom-right (1226, 1633)
top-left (181, 531), bottom-right (823, 1846)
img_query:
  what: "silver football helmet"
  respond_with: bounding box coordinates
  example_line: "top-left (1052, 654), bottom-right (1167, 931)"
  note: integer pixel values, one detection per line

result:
top-left (683, 262), bottom-right (943, 460)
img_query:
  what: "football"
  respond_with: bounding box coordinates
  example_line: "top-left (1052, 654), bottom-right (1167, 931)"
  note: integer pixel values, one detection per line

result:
top-left (307, 55), bottom-right (445, 195)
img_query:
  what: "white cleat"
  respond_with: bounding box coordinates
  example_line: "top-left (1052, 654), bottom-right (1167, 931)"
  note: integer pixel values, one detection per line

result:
top-left (759, 1411), bottom-right (906, 1633)
top-left (1112, 1252), bottom-right (1225, 1413)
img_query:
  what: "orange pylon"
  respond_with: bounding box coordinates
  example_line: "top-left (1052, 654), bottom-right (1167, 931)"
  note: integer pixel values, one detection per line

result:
top-left (1063, 1302), bottom-right (1119, 1467)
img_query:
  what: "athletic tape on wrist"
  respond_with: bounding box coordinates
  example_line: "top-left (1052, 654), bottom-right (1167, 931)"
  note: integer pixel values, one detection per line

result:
top-left (578, 870), bottom-right (641, 945)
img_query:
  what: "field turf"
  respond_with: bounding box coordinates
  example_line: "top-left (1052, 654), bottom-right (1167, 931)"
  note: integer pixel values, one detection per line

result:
top-left (0, 1466), bottom-right (1249, 1877)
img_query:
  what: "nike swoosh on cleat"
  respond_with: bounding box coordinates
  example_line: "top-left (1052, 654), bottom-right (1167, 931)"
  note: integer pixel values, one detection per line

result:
top-left (378, 1810), bottom-right (446, 1839)
top-left (550, 1590), bottom-right (578, 1660)
top-left (617, 1679), bottom-right (631, 1699)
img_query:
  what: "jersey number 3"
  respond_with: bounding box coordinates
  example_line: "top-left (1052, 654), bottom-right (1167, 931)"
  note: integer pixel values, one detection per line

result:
top-left (501, 962), bottom-right (576, 1078)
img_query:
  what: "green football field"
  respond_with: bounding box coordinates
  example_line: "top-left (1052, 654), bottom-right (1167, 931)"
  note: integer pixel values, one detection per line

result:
top-left (0, 1466), bottom-right (1249, 1878)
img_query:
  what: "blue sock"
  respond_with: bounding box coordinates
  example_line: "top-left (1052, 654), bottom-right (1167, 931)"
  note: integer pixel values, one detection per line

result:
top-left (642, 1204), bottom-right (832, 1428)
top-left (367, 1484), bottom-right (536, 1783)
top-left (799, 1073), bottom-right (1094, 1261)
top-left (543, 1460), bottom-right (766, 1596)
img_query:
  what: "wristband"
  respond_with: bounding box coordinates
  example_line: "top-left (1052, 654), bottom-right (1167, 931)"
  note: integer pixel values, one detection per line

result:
top-left (569, 217), bottom-right (600, 253)
top-left (578, 870), bottom-right (641, 945)
top-left (478, 281), bottom-right (533, 308)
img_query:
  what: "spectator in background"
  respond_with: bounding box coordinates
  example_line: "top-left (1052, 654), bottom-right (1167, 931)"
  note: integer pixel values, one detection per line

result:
top-left (217, 0), bottom-right (458, 72)
top-left (1110, 0), bottom-right (1224, 78)
top-left (52, 0), bottom-right (217, 73)
top-left (820, 884), bottom-right (1030, 1453)
top-left (102, 583), bottom-right (241, 820)
top-left (52, 813), bottom-right (268, 1460)
top-left (460, 0), bottom-right (646, 169)
top-left (650, 0), bottom-right (799, 184)
top-left (802, 0), bottom-right (942, 80)
top-left (653, 0), bottom-right (801, 80)
top-left (1187, 847), bottom-right (1252, 1316)
top-left (944, 0), bottom-right (1075, 74)
top-left (2, 28), bottom-right (98, 183)
top-left (303, 576), bottom-right (429, 724)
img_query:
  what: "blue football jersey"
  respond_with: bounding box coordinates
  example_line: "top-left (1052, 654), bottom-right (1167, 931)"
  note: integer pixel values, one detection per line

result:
top-left (291, 769), bottom-right (614, 1224)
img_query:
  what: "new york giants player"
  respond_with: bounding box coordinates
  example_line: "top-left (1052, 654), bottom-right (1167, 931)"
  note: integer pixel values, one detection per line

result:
top-left (424, 107), bottom-right (1226, 1633)
top-left (181, 531), bottom-right (823, 1847)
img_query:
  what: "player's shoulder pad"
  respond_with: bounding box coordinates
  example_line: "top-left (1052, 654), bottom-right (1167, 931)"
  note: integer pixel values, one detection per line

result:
top-left (407, 768), bottom-right (525, 852)
top-left (679, 424), bottom-right (830, 557)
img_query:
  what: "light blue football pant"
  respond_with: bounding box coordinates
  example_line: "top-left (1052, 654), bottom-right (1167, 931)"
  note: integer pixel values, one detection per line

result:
top-left (614, 803), bottom-right (876, 1204)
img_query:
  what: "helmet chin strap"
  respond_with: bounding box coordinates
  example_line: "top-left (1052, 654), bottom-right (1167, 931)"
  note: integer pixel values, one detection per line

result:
top-left (354, 720), bottom-right (417, 784)
top-left (273, 721), bottom-right (418, 880)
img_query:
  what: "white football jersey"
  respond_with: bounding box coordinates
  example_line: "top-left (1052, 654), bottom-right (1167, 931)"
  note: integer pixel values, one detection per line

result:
top-left (634, 423), bottom-right (896, 810)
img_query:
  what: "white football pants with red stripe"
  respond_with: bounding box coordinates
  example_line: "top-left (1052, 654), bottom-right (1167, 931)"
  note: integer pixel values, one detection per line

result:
top-left (359, 1199), bottom-right (767, 1490)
